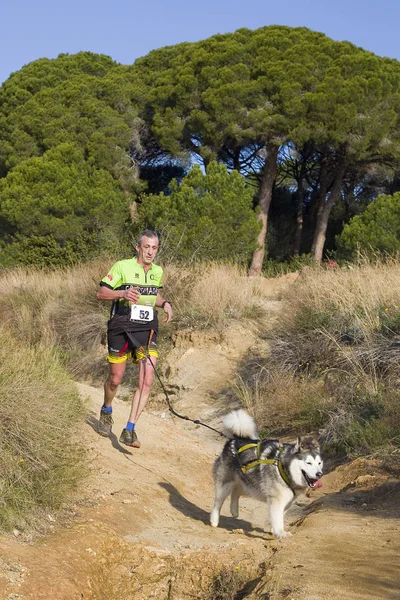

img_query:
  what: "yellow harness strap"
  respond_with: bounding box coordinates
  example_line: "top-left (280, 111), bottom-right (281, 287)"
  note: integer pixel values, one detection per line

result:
top-left (237, 443), bottom-right (260, 455)
top-left (237, 442), bottom-right (292, 489)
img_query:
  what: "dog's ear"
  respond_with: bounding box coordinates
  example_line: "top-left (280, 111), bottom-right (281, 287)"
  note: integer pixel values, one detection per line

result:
top-left (293, 437), bottom-right (301, 452)
top-left (300, 436), bottom-right (320, 453)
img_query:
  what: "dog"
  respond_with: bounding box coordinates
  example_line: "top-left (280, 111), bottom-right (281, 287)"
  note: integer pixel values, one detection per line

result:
top-left (210, 409), bottom-right (323, 539)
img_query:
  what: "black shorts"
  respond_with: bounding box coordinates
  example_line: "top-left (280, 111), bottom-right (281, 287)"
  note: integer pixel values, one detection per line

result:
top-left (107, 327), bottom-right (158, 364)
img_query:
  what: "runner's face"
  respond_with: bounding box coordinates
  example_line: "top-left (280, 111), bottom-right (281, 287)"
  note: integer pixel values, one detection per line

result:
top-left (136, 236), bottom-right (159, 265)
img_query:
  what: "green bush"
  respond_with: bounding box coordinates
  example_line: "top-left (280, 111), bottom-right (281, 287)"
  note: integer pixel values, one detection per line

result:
top-left (0, 144), bottom-right (132, 268)
top-left (337, 192), bottom-right (400, 258)
top-left (262, 254), bottom-right (315, 277)
top-left (136, 162), bottom-right (260, 264)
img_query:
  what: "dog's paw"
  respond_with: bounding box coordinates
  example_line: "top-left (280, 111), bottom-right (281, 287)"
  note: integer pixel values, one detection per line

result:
top-left (210, 520), bottom-right (219, 528)
top-left (274, 530), bottom-right (292, 540)
top-left (210, 511), bottom-right (219, 527)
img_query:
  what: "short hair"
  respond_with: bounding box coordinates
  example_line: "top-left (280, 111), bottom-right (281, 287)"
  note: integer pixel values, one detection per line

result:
top-left (136, 230), bottom-right (159, 246)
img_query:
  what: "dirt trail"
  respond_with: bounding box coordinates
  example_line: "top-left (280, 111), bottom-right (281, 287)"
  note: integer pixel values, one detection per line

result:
top-left (0, 275), bottom-right (399, 600)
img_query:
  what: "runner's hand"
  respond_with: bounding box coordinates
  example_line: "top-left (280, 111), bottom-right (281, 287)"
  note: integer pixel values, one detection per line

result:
top-left (162, 303), bottom-right (173, 323)
top-left (123, 286), bottom-right (140, 303)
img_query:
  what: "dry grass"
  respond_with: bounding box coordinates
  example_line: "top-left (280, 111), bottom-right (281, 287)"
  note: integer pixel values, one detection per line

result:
top-left (281, 259), bottom-right (400, 336)
top-left (209, 566), bottom-right (247, 600)
top-left (0, 259), bottom-right (276, 531)
top-left (269, 259), bottom-right (400, 377)
top-left (0, 261), bottom-right (269, 368)
top-left (3, 258), bottom-right (398, 466)
top-left (0, 329), bottom-right (88, 532)
top-left (163, 262), bottom-right (268, 329)
top-left (0, 260), bottom-right (110, 380)
top-left (231, 259), bottom-right (400, 464)
top-left (234, 369), bottom-right (335, 437)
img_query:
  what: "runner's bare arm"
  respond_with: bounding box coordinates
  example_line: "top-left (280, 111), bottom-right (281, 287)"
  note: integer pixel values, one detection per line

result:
top-left (96, 286), bottom-right (140, 303)
top-left (156, 292), bottom-right (173, 323)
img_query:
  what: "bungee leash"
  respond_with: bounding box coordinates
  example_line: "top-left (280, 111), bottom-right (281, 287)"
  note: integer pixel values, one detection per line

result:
top-left (124, 329), bottom-right (225, 437)
top-left (147, 353), bottom-right (225, 436)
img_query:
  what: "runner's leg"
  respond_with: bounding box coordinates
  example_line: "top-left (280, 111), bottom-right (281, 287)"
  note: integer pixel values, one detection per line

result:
top-left (104, 361), bottom-right (127, 407)
top-left (128, 356), bottom-right (156, 423)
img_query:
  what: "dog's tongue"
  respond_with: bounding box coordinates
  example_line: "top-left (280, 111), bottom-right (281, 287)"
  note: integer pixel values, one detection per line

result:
top-left (312, 479), bottom-right (323, 489)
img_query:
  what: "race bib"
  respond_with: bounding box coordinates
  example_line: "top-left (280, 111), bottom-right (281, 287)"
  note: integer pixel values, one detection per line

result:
top-left (130, 304), bottom-right (154, 323)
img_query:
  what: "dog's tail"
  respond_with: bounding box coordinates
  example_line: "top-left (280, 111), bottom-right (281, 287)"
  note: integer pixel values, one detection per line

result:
top-left (223, 409), bottom-right (259, 440)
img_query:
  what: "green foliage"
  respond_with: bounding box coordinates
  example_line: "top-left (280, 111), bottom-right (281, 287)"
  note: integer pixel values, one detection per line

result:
top-left (1, 52), bottom-right (117, 110)
top-left (2, 32), bottom-right (400, 268)
top-left (0, 52), bottom-right (143, 194)
top-left (0, 144), bottom-right (132, 266)
top-left (337, 192), bottom-right (400, 257)
top-left (132, 25), bottom-right (400, 266)
top-left (140, 163), bottom-right (187, 195)
top-left (136, 161), bottom-right (261, 263)
top-left (0, 52), bottom-right (146, 267)
top-left (134, 26), bottom-right (400, 166)
top-left (262, 254), bottom-right (315, 277)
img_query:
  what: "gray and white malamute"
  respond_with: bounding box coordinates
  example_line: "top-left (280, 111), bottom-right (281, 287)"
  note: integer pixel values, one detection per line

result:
top-left (210, 410), bottom-right (323, 539)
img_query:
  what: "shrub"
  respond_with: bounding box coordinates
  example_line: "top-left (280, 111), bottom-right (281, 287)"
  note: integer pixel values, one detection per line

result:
top-left (0, 329), bottom-right (88, 531)
top-left (231, 258), bottom-right (400, 463)
top-left (0, 262), bottom-right (110, 380)
top-left (0, 144), bottom-right (132, 268)
top-left (136, 162), bottom-right (260, 265)
top-left (162, 262), bottom-right (267, 330)
top-left (337, 193), bottom-right (400, 258)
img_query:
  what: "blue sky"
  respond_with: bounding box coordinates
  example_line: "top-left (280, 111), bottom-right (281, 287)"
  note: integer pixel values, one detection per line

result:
top-left (1, 0), bottom-right (399, 85)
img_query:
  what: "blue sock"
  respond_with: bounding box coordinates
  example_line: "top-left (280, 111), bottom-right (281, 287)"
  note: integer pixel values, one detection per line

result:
top-left (101, 405), bottom-right (112, 414)
top-left (126, 421), bottom-right (135, 431)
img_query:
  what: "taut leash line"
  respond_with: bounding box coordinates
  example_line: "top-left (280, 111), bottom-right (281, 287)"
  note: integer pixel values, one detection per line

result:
top-left (124, 329), bottom-right (225, 437)
top-left (147, 354), bottom-right (225, 436)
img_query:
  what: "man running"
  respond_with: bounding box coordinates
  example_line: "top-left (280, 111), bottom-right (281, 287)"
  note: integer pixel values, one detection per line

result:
top-left (96, 230), bottom-right (172, 448)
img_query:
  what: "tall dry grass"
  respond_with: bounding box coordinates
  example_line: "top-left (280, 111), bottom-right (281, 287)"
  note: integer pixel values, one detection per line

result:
top-left (0, 252), bottom-right (398, 532)
top-left (162, 262), bottom-right (268, 329)
top-left (0, 261), bottom-right (111, 380)
top-left (0, 263), bottom-right (105, 531)
top-left (274, 259), bottom-right (400, 376)
top-left (0, 261), bottom-right (269, 363)
top-left (0, 329), bottom-right (88, 532)
top-left (0, 259), bottom-right (275, 530)
top-left (0, 258), bottom-right (268, 536)
top-left (231, 259), bottom-right (400, 464)
top-left (282, 259), bottom-right (400, 333)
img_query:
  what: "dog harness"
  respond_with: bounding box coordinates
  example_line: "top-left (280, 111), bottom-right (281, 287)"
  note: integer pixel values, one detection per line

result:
top-left (237, 442), bottom-right (292, 489)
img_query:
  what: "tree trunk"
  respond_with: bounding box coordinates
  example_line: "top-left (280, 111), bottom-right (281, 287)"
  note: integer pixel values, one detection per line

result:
top-left (311, 186), bottom-right (329, 257)
top-left (293, 163), bottom-right (306, 255)
top-left (310, 161), bottom-right (330, 255)
top-left (232, 148), bottom-right (241, 171)
top-left (248, 144), bottom-right (279, 277)
top-left (312, 155), bottom-right (347, 262)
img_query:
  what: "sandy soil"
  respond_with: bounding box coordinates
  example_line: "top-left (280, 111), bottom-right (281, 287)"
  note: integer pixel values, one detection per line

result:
top-left (0, 276), bottom-right (398, 600)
